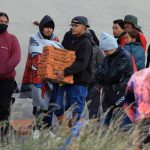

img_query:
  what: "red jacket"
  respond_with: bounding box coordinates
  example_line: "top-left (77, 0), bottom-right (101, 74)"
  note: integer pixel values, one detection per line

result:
top-left (119, 32), bottom-right (147, 52)
top-left (0, 31), bottom-right (21, 79)
top-left (120, 36), bottom-right (126, 47)
top-left (139, 32), bottom-right (147, 52)
top-left (117, 32), bottom-right (126, 47)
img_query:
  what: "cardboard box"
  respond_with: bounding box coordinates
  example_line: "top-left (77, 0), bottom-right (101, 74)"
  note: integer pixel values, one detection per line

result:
top-left (38, 46), bottom-right (76, 84)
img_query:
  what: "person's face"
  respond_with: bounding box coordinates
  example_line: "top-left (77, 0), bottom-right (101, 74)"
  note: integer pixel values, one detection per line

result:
top-left (42, 27), bottom-right (53, 37)
top-left (0, 16), bottom-right (9, 25)
top-left (71, 23), bottom-right (86, 36)
top-left (124, 23), bottom-right (134, 32)
top-left (113, 23), bottom-right (124, 38)
top-left (125, 33), bottom-right (136, 44)
top-left (104, 49), bottom-right (117, 56)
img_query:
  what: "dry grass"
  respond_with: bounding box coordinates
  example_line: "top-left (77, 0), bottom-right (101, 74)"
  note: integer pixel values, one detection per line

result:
top-left (0, 109), bottom-right (150, 150)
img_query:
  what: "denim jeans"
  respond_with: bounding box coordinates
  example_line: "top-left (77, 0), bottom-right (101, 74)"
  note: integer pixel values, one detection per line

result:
top-left (54, 84), bottom-right (88, 119)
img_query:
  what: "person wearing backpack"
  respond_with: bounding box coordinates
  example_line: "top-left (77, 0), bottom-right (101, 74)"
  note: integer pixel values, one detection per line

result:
top-left (54, 16), bottom-right (92, 126)
top-left (61, 27), bottom-right (104, 119)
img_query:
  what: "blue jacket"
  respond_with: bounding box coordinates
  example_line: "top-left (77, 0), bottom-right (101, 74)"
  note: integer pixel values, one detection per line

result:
top-left (123, 42), bottom-right (145, 71)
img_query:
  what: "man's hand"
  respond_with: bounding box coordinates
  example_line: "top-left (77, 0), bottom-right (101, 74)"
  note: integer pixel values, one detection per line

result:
top-left (55, 70), bottom-right (64, 81)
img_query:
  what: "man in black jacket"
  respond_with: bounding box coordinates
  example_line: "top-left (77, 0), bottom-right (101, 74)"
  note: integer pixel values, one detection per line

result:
top-left (95, 32), bottom-right (133, 126)
top-left (62, 28), bottom-right (104, 119)
top-left (55, 16), bottom-right (92, 124)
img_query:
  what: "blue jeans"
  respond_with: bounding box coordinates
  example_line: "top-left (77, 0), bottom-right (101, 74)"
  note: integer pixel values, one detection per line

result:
top-left (54, 85), bottom-right (88, 119)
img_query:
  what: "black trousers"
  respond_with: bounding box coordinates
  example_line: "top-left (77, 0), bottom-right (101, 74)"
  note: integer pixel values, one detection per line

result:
top-left (86, 85), bottom-right (100, 119)
top-left (0, 79), bottom-right (15, 121)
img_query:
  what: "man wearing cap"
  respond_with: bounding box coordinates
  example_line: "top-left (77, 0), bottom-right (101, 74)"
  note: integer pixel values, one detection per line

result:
top-left (61, 24), bottom-right (103, 119)
top-left (95, 32), bottom-right (133, 127)
top-left (124, 15), bottom-right (147, 51)
top-left (55, 16), bottom-right (92, 124)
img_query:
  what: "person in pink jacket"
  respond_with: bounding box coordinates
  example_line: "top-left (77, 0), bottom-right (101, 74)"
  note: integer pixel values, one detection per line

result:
top-left (125, 67), bottom-right (150, 149)
top-left (0, 12), bottom-right (21, 137)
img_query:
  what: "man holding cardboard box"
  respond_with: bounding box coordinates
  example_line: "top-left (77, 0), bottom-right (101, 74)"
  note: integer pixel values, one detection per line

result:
top-left (20, 15), bottom-right (61, 127)
top-left (55, 16), bottom-right (93, 124)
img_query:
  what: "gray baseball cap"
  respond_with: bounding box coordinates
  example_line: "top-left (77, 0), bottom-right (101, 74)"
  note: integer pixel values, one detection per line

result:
top-left (71, 16), bottom-right (90, 27)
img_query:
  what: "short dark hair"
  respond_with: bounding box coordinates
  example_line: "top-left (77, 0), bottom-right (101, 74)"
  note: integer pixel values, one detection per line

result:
top-left (113, 19), bottom-right (124, 29)
top-left (127, 30), bottom-right (141, 44)
top-left (0, 12), bottom-right (9, 22)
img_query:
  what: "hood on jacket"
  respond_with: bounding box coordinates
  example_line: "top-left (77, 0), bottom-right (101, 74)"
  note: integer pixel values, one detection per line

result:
top-left (39, 15), bottom-right (55, 30)
top-left (39, 15), bottom-right (55, 40)
top-left (73, 32), bottom-right (92, 42)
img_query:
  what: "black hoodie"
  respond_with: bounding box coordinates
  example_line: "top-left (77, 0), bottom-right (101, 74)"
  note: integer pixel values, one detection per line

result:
top-left (63, 33), bottom-right (93, 86)
top-left (39, 15), bottom-right (55, 39)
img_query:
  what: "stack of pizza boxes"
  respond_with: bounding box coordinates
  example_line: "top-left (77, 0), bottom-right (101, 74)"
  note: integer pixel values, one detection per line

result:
top-left (38, 46), bottom-right (76, 84)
